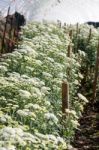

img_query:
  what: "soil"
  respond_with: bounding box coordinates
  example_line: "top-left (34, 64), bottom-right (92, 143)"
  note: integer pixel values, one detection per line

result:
top-left (72, 100), bottom-right (99, 150)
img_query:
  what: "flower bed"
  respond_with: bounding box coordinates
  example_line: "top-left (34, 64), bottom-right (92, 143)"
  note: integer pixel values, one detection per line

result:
top-left (0, 22), bottom-right (92, 149)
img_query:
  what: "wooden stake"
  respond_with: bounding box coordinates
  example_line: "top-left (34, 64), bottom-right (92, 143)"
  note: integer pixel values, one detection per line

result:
top-left (62, 82), bottom-right (69, 114)
top-left (1, 6), bottom-right (10, 53)
top-left (88, 28), bottom-right (92, 44)
top-left (76, 23), bottom-right (79, 52)
top-left (78, 28), bottom-right (81, 34)
top-left (76, 23), bottom-right (79, 32)
top-left (93, 40), bottom-right (99, 102)
top-left (69, 30), bottom-right (73, 40)
top-left (67, 44), bottom-right (72, 57)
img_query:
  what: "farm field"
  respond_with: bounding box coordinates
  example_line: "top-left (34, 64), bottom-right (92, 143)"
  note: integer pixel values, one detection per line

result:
top-left (0, 21), bottom-right (99, 150)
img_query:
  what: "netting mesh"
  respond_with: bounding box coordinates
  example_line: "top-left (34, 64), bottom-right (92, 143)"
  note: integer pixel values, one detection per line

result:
top-left (1, 0), bottom-right (99, 23)
top-left (0, 0), bottom-right (57, 21)
top-left (0, 0), bottom-right (37, 16)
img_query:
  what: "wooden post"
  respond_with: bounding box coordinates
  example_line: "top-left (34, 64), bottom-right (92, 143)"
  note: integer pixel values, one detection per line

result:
top-left (8, 16), bottom-right (14, 52)
top-left (69, 30), bottom-right (73, 40)
top-left (1, 6), bottom-right (10, 53)
top-left (76, 23), bottom-right (79, 40)
top-left (76, 23), bottom-right (79, 53)
top-left (15, 12), bottom-right (20, 49)
top-left (76, 23), bottom-right (79, 32)
top-left (67, 44), bottom-right (72, 78)
top-left (93, 40), bottom-right (99, 102)
top-left (88, 28), bottom-right (92, 44)
top-left (57, 20), bottom-right (61, 28)
top-left (78, 28), bottom-right (81, 34)
top-left (67, 44), bottom-right (72, 57)
top-left (62, 81), bottom-right (69, 114)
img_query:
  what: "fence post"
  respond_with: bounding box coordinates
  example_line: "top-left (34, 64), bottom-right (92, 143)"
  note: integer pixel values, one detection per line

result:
top-left (88, 28), bottom-right (92, 44)
top-left (8, 16), bottom-right (14, 52)
top-left (69, 30), bottom-right (73, 40)
top-left (62, 81), bottom-right (69, 114)
top-left (1, 6), bottom-right (10, 53)
top-left (93, 40), bottom-right (99, 102)
top-left (76, 23), bottom-right (79, 53)
top-left (67, 43), bottom-right (72, 78)
top-left (67, 44), bottom-right (72, 57)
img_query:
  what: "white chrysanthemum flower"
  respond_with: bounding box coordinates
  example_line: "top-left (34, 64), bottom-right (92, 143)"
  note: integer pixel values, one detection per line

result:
top-left (78, 50), bottom-right (86, 57)
top-left (65, 109), bottom-right (71, 114)
top-left (57, 137), bottom-right (64, 144)
top-left (76, 62), bottom-right (81, 67)
top-left (57, 73), bottom-right (64, 78)
top-left (68, 144), bottom-right (73, 150)
top-left (59, 52), bottom-right (66, 58)
top-left (2, 132), bottom-right (10, 140)
top-left (0, 65), bottom-right (8, 72)
top-left (0, 62), bottom-right (9, 67)
top-left (21, 74), bottom-right (29, 79)
top-left (24, 132), bottom-right (36, 139)
top-left (65, 109), bottom-right (78, 117)
top-left (70, 110), bottom-right (77, 116)
top-left (78, 73), bottom-right (83, 79)
top-left (12, 105), bottom-right (19, 110)
top-left (39, 81), bottom-right (45, 86)
top-left (0, 127), bottom-right (33, 147)
top-left (32, 104), bottom-right (40, 110)
top-left (0, 117), bottom-right (6, 123)
top-left (26, 66), bottom-right (34, 72)
top-left (31, 87), bottom-right (42, 98)
top-left (25, 103), bottom-right (34, 109)
top-left (19, 90), bottom-right (31, 99)
top-left (7, 146), bottom-right (16, 150)
top-left (54, 63), bottom-right (64, 70)
top-left (27, 78), bottom-right (39, 87)
top-left (13, 51), bottom-right (22, 59)
top-left (29, 112), bottom-right (36, 118)
top-left (16, 136), bottom-right (26, 146)
top-left (35, 133), bottom-right (47, 140)
top-left (18, 49), bottom-right (27, 54)
top-left (47, 134), bottom-right (57, 142)
top-left (3, 127), bottom-right (16, 135)
top-left (45, 101), bottom-right (51, 106)
top-left (73, 80), bottom-right (79, 85)
top-left (78, 93), bottom-right (88, 103)
top-left (79, 104), bottom-right (84, 111)
top-left (5, 58), bottom-right (12, 63)
top-left (23, 45), bottom-right (33, 53)
top-left (46, 57), bottom-right (54, 63)
top-left (8, 72), bottom-right (20, 78)
top-left (23, 109), bottom-right (29, 112)
top-left (45, 113), bottom-right (58, 123)
top-left (13, 128), bottom-right (23, 137)
top-left (41, 86), bottom-right (50, 94)
top-left (35, 60), bottom-right (42, 66)
top-left (65, 62), bottom-right (71, 67)
top-left (17, 110), bottom-right (28, 117)
top-left (42, 72), bottom-right (52, 78)
top-left (71, 120), bottom-right (80, 126)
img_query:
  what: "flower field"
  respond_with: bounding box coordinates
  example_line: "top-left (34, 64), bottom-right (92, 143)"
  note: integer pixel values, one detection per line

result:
top-left (0, 22), bottom-right (98, 150)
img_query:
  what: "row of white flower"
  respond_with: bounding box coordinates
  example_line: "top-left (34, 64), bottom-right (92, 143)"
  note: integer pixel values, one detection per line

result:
top-left (0, 22), bottom-right (93, 149)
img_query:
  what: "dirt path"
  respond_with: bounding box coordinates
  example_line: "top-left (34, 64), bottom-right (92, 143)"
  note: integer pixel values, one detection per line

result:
top-left (72, 100), bottom-right (99, 150)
